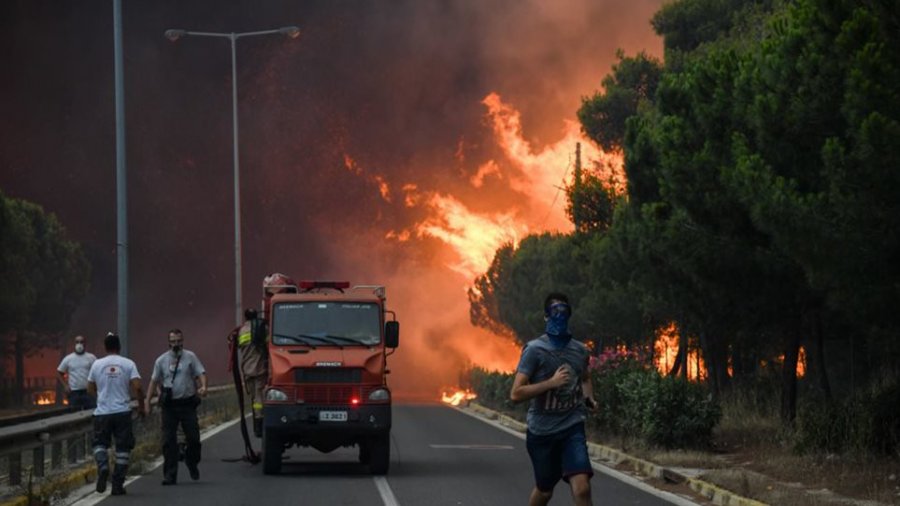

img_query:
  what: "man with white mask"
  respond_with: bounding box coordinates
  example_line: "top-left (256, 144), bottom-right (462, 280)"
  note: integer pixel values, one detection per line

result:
top-left (56, 335), bottom-right (97, 410)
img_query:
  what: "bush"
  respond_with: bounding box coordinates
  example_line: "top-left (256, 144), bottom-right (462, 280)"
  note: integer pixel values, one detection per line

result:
top-left (469, 349), bottom-right (722, 449)
top-left (469, 367), bottom-right (523, 415)
top-left (592, 365), bottom-right (720, 448)
top-left (796, 380), bottom-right (900, 457)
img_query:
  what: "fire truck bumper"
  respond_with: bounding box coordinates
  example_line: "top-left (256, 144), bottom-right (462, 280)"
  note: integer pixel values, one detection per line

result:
top-left (262, 403), bottom-right (392, 436)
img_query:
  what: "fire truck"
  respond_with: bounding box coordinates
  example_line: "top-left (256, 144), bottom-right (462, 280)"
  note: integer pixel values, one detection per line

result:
top-left (255, 278), bottom-right (399, 475)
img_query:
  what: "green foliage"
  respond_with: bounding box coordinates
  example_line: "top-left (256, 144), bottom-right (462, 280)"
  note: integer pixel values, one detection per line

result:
top-left (590, 352), bottom-right (721, 448)
top-left (0, 190), bottom-right (90, 401)
top-left (796, 381), bottom-right (900, 457)
top-left (468, 367), bottom-right (524, 416)
top-left (565, 171), bottom-right (619, 234)
top-left (471, 0), bottom-right (900, 453)
top-left (469, 359), bottom-right (721, 449)
top-left (0, 192), bottom-right (90, 336)
top-left (578, 51), bottom-right (662, 152)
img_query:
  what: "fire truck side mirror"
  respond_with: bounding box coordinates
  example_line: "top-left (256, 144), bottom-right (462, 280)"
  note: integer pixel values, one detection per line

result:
top-left (385, 321), bottom-right (400, 348)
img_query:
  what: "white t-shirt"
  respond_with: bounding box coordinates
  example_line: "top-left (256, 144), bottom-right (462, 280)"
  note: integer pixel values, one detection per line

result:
top-left (57, 352), bottom-right (97, 390)
top-left (87, 354), bottom-right (141, 416)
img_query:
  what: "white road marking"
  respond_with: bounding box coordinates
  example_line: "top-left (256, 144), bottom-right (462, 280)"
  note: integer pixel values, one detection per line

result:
top-left (429, 444), bottom-right (514, 450)
top-left (66, 416), bottom-right (245, 506)
top-left (373, 476), bottom-right (400, 506)
top-left (452, 406), bottom-right (702, 506)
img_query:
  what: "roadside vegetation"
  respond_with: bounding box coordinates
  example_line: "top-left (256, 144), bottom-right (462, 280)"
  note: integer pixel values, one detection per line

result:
top-left (468, 0), bottom-right (900, 503)
top-left (0, 191), bottom-right (91, 407)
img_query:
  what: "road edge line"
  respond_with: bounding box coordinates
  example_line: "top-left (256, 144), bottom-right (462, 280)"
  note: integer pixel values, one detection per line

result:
top-left (451, 405), bottom-right (703, 506)
top-left (65, 415), bottom-right (245, 506)
top-left (373, 476), bottom-right (400, 506)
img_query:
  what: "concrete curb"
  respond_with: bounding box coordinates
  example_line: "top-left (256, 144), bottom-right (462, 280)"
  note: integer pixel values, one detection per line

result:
top-left (466, 402), bottom-right (768, 506)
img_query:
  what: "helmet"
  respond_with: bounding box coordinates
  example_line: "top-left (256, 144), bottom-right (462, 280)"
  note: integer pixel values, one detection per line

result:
top-left (263, 273), bottom-right (297, 294)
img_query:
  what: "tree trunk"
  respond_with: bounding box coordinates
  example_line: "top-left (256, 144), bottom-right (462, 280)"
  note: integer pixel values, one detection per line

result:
top-left (56, 333), bottom-right (67, 406)
top-left (14, 332), bottom-right (25, 407)
top-left (700, 331), bottom-right (729, 399)
top-left (668, 328), bottom-right (686, 377)
top-left (811, 311), bottom-right (832, 401)
top-left (780, 332), bottom-right (802, 424)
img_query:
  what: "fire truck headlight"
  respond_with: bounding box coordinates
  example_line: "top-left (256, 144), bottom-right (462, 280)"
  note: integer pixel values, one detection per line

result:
top-left (368, 388), bottom-right (390, 401)
top-left (266, 388), bottom-right (289, 402)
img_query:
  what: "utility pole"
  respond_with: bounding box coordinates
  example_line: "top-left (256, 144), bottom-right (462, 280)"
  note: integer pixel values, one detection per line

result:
top-left (573, 142), bottom-right (582, 231)
top-left (113, 0), bottom-right (129, 356)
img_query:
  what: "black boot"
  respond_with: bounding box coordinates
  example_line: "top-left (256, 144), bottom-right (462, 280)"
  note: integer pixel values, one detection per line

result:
top-left (111, 465), bottom-right (128, 495)
top-left (96, 468), bottom-right (109, 493)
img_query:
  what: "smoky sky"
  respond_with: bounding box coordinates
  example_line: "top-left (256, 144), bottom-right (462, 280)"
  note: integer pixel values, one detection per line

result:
top-left (0, 0), bottom-right (662, 391)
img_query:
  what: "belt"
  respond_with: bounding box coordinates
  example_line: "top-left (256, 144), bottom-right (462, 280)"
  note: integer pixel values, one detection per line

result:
top-left (169, 396), bottom-right (198, 406)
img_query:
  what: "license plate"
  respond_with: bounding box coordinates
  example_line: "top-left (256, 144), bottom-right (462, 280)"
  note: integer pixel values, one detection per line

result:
top-left (319, 411), bottom-right (348, 422)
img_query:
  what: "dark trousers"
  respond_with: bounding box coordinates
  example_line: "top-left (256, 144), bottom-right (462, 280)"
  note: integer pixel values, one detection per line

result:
top-left (68, 389), bottom-right (96, 410)
top-left (93, 412), bottom-right (135, 486)
top-left (161, 400), bottom-right (201, 481)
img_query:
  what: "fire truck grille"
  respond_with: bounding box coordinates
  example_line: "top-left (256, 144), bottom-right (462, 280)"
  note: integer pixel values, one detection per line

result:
top-left (294, 368), bottom-right (363, 383)
top-left (298, 385), bottom-right (381, 404)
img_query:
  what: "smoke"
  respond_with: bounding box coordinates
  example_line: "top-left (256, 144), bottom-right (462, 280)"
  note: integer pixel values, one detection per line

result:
top-left (0, 0), bottom-right (663, 396)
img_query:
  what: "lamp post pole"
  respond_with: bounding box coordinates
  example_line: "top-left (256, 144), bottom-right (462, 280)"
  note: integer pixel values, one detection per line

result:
top-left (113, 0), bottom-right (129, 355)
top-left (165, 27), bottom-right (300, 327)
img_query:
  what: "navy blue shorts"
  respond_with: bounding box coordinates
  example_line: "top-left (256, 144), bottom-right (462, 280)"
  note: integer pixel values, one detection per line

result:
top-left (526, 422), bottom-right (594, 492)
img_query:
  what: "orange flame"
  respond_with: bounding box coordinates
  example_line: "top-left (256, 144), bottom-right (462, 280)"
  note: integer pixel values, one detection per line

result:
top-left (441, 388), bottom-right (477, 407)
top-left (348, 94), bottom-right (622, 377)
top-left (33, 391), bottom-right (56, 406)
top-left (653, 323), bottom-right (707, 381)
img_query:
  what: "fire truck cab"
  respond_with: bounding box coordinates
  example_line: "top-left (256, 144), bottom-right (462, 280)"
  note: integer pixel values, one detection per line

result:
top-left (257, 279), bottom-right (399, 475)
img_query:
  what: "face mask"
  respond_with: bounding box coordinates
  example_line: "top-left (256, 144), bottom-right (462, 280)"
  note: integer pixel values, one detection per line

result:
top-left (75, 343), bottom-right (85, 354)
top-left (546, 311), bottom-right (570, 335)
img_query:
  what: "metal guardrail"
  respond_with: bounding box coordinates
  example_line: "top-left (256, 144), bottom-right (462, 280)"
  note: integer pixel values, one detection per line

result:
top-left (0, 384), bottom-right (237, 498)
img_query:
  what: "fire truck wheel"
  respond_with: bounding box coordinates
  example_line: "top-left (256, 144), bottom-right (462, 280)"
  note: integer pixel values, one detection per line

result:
top-left (369, 434), bottom-right (390, 475)
top-left (358, 441), bottom-right (371, 464)
top-left (262, 432), bottom-right (283, 475)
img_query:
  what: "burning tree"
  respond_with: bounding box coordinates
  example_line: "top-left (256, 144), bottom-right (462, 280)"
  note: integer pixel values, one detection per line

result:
top-left (471, 0), bottom-right (900, 431)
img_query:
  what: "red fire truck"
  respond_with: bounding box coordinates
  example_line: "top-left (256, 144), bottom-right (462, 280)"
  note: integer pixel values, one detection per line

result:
top-left (257, 278), bottom-right (399, 475)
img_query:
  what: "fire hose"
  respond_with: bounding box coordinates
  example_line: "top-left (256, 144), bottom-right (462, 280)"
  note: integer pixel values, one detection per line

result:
top-left (221, 330), bottom-right (261, 464)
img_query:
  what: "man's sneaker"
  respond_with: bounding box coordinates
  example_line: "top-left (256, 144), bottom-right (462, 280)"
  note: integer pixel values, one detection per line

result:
top-left (161, 477), bottom-right (176, 486)
top-left (188, 463), bottom-right (200, 481)
top-left (111, 483), bottom-right (126, 496)
top-left (96, 469), bottom-right (109, 493)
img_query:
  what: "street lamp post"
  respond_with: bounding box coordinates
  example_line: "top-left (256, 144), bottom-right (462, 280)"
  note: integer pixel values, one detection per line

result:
top-left (165, 26), bottom-right (300, 327)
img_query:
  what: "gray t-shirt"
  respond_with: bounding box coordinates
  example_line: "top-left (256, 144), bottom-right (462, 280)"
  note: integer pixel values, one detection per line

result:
top-left (151, 350), bottom-right (206, 400)
top-left (516, 335), bottom-right (590, 436)
top-left (58, 352), bottom-right (97, 390)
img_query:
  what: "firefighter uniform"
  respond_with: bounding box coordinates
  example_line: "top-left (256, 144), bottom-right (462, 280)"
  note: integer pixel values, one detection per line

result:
top-left (238, 318), bottom-right (267, 436)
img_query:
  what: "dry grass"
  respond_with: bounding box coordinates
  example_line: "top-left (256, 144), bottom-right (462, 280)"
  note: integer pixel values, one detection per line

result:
top-left (695, 396), bottom-right (900, 505)
top-left (583, 393), bottom-right (900, 505)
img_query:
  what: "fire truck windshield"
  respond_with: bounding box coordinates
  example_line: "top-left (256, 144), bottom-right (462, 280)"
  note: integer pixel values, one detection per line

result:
top-left (272, 302), bottom-right (381, 346)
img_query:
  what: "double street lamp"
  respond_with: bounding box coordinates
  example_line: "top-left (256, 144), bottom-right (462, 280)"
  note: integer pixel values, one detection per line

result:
top-left (165, 26), bottom-right (300, 326)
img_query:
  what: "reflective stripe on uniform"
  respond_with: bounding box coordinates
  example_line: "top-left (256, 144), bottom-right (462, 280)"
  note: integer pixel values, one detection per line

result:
top-left (238, 331), bottom-right (252, 346)
top-left (252, 402), bottom-right (263, 410)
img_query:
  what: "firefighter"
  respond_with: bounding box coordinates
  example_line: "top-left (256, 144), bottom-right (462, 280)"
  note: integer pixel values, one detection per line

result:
top-left (238, 308), bottom-right (267, 437)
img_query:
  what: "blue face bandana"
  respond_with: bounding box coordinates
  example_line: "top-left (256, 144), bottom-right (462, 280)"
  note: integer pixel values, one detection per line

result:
top-left (545, 302), bottom-right (572, 348)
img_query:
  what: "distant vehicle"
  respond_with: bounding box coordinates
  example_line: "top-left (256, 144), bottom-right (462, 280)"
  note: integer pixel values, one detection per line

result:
top-left (256, 279), bottom-right (399, 475)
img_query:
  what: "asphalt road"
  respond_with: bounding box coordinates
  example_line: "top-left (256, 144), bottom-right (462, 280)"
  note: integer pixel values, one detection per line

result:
top-left (77, 405), bottom-right (693, 506)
